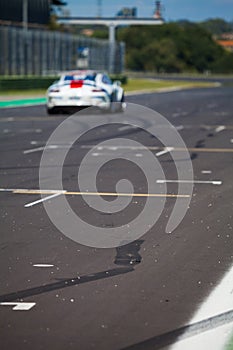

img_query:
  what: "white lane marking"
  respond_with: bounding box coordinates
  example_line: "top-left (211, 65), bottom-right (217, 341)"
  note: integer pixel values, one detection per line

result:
top-left (24, 193), bottom-right (62, 208)
top-left (33, 264), bottom-right (54, 268)
top-left (202, 170), bottom-right (212, 174)
top-left (80, 145), bottom-right (233, 153)
top-left (176, 125), bottom-right (184, 131)
top-left (156, 147), bottom-right (174, 157)
top-left (23, 145), bottom-right (71, 154)
top-left (170, 265), bottom-right (233, 350)
top-left (156, 179), bottom-right (222, 185)
top-left (215, 125), bottom-right (226, 133)
top-left (91, 152), bottom-right (144, 157)
top-left (81, 145), bottom-right (148, 150)
top-left (0, 302), bottom-right (36, 311)
top-left (24, 146), bottom-right (46, 154)
top-left (118, 125), bottom-right (137, 132)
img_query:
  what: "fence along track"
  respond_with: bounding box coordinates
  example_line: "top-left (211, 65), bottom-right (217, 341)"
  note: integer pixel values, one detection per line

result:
top-left (0, 26), bottom-right (124, 75)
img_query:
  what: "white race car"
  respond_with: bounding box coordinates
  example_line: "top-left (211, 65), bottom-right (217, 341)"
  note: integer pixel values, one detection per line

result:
top-left (46, 70), bottom-right (125, 114)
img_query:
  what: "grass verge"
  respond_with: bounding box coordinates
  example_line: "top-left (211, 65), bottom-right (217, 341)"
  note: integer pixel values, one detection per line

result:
top-left (123, 78), bottom-right (219, 92)
top-left (0, 79), bottom-right (218, 102)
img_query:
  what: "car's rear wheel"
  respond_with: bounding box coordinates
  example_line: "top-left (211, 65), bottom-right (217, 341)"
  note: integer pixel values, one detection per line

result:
top-left (118, 94), bottom-right (126, 113)
top-left (47, 107), bottom-right (57, 115)
top-left (109, 92), bottom-right (125, 113)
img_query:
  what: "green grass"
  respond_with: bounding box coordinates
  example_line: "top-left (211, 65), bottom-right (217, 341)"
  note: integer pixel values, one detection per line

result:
top-left (123, 78), bottom-right (218, 92)
top-left (225, 333), bottom-right (233, 350)
top-left (0, 89), bottom-right (46, 97)
top-left (0, 79), bottom-right (218, 101)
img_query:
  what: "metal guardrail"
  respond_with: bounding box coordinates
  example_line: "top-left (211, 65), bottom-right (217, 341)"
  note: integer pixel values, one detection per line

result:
top-left (0, 26), bottom-right (125, 76)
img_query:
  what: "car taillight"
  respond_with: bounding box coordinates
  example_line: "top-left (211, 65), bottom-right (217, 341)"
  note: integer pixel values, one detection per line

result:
top-left (70, 80), bottom-right (83, 88)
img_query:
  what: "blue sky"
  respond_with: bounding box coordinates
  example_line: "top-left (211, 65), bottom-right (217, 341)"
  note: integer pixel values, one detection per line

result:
top-left (64, 0), bottom-right (233, 22)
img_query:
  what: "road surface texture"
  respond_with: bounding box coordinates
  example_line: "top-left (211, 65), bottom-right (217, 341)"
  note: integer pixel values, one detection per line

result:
top-left (0, 85), bottom-right (233, 349)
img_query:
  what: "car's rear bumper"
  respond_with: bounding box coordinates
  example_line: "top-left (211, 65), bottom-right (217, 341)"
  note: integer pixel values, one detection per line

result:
top-left (47, 94), bottom-right (110, 109)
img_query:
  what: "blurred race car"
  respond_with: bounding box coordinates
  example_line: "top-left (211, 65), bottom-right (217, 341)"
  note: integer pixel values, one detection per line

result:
top-left (46, 70), bottom-right (125, 114)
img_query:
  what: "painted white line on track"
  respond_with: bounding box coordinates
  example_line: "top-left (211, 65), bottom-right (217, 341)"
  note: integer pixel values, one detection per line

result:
top-left (24, 193), bottom-right (61, 208)
top-left (0, 302), bottom-right (36, 311)
top-left (33, 264), bottom-right (54, 268)
top-left (81, 145), bottom-right (233, 153)
top-left (23, 145), bottom-right (71, 154)
top-left (23, 146), bottom-right (46, 154)
top-left (215, 125), bottom-right (226, 133)
top-left (118, 125), bottom-right (137, 132)
top-left (176, 125), bottom-right (184, 131)
top-left (201, 170), bottom-right (212, 174)
top-left (170, 264), bottom-right (233, 350)
top-left (156, 179), bottom-right (222, 185)
top-left (156, 147), bottom-right (174, 157)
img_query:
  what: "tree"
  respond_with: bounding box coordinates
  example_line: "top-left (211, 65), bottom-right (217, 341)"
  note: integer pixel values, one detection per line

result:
top-left (117, 22), bottom-right (233, 73)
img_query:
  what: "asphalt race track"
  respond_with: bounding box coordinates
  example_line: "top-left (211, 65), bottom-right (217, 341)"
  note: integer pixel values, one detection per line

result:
top-left (0, 85), bottom-right (233, 349)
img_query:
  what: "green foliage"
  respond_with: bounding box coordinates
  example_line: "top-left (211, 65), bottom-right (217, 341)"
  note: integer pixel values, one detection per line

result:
top-left (117, 22), bottom-right (233, 74)
top-left (199, 18), bottom-right (233, 35)
top-left (110, 75), bottom-right (128, 84)
top-left (0, 77), bottom-right (58, 92)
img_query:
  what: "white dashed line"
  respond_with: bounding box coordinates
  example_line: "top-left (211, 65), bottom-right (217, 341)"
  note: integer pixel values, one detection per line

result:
top-left (33, 264), bottom-right (54, 268)
top-left (156, 147), bottom-right (174, 157)
top-left (0, 302), bottom-right (36, 311)
top-left (23, 146), bottom-right (46, 154)
top-left (23, 145), bottom-right (71, 154)
top-left (24, 193), bottom-right (62, 208)
top-left (215, 125), bottom-right (226, 133)
top-left (201, 170), bottom-right (212, 174)
top-left (118, 125), bottom-right (137, 132)
top-left (156, 179), bottom-right (222, 185)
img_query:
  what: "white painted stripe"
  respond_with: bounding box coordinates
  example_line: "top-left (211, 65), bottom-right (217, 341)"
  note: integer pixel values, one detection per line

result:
top-left (176, 125), bottom-right (184, 131)
top-left (23, 145), bottom-right (71, 154)
top-left (81, 145), bottom-right (148, 150)
top-left (215, 125), bottom-right (226, 133)
top-left (24, 193), bottom-right (61, 208)
top-left (33, 264), bottom-right (54, 268)
top-left (23, 146), bottom-right (46, 154)
top-left (80, 145), bottom-right (233, 153)
top-left (201, 170), bottom-right (212, 174)
top-left (156, 179), bottom-right (222, 185)
top-left (0, 302), bottom-right (36, 311)
top-left (156, 147), bottom-right (174, 157)
top-left (118, 125), bottom-right (136, 131)
top-left (170, 265), bottom-right (233, 350)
